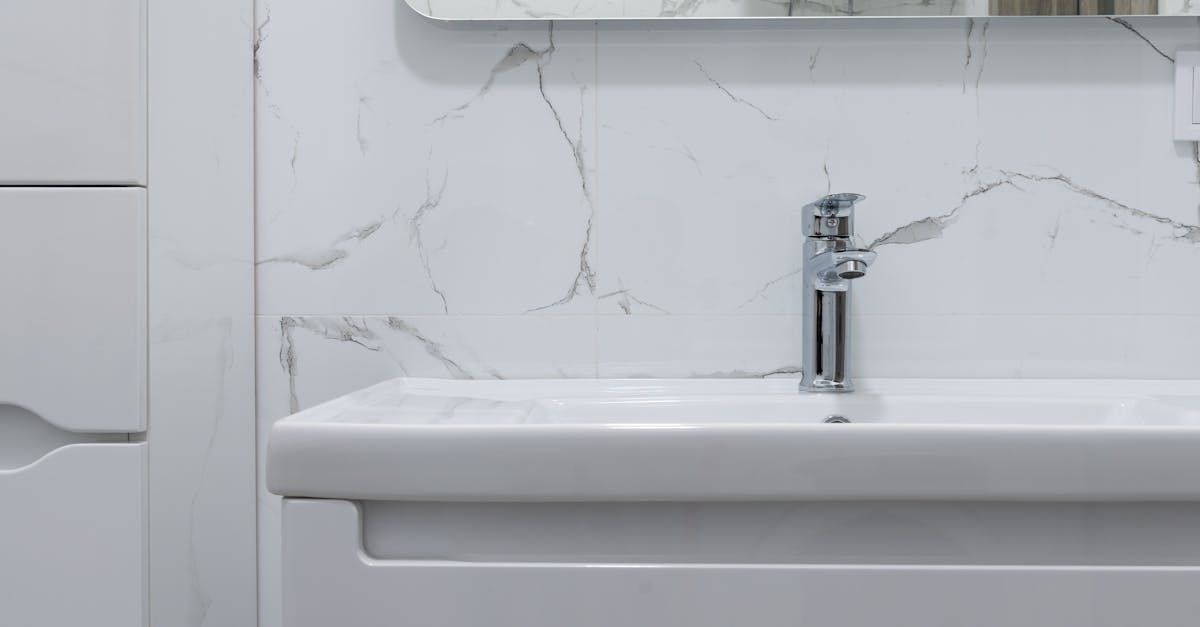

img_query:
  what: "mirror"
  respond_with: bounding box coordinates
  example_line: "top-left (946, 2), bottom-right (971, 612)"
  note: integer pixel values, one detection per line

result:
top-left (409, 0), bottom-right (1197, 18)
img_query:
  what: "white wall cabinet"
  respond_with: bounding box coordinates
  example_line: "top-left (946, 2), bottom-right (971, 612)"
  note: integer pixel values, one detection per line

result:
top-left (1, 2), bottom-right (155, 626)
top-left (0, 443), bottom-right (146, 627)
top-left (0, 188), bottom-right (146, 432)
top-left (0, 0), bottom-right (145, 184)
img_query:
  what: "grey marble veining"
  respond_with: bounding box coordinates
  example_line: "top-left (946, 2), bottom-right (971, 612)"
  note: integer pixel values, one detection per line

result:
top-left (258, 10), bottom-right (597, 316)
top-left (409, 167), bottom-right (451, 312)
top-left (1109, 17), bottom-right (1178, 61)
top-left (693, 61), bottom-right (781, 122)
top-left (871, 168), bottom-right (1200, 249)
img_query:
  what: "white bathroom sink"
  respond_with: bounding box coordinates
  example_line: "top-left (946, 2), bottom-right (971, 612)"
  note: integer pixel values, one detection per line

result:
top-left (267, 378), bottom-right (1200, 501)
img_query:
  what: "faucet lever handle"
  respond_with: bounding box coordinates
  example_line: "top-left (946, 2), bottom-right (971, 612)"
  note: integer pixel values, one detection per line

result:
top-left (803, 193), bottom-right (864, 237)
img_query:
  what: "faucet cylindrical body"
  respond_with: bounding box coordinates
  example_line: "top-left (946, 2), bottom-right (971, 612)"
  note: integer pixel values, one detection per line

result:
top-left (804, 286), bottom-right (851, 391)
top-left (801, 240), bottom-right (859, 392)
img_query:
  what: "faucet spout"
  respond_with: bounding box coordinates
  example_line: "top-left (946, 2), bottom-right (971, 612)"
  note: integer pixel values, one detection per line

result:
top-left (809, 249), bottom-right (876, 289)
top-left (837, 259), bottom-right (868, 279)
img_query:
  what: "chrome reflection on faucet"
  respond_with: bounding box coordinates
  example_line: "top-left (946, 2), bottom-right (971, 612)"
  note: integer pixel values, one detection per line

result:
top-left (800, 193), bottom-right (875, 393)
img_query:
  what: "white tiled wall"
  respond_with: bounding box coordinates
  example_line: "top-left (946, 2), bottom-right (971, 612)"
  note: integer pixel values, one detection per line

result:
top-left (148, 2), bottom-right (257, 626)
top-left (255, 4), bottom-right (1200, 625)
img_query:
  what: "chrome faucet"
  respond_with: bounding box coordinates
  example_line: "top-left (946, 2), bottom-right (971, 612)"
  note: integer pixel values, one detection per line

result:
top-left (800, 193), bottom-right (875, 393)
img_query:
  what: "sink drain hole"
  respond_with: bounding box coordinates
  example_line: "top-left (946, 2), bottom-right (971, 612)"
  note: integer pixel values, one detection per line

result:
top-left (824, 415), bottom-right (851, 424)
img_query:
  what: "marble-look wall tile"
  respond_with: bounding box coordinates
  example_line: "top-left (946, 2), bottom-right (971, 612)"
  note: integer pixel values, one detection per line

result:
top-left (854, 313), bottom-right (1200, 378)
top-left (257, 1), bottom-right (598, 316)
top-left (597, 22), bottom-right (984, 316)
top-left (149, 1), bottom-right (256, 626)
top-left (860, 175), bottom-right (1200, 315)
top-left (596, 19), bottom-right (1200, 317)
top-left (596, 315), bottom-right (804, 378)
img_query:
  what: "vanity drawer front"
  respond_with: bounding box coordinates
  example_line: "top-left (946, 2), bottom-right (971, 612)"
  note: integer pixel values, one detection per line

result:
top-left (0, 0), bottom-right (144, 184)
top-left (0, 443), bottom-right (145, 627)
top-left (285, 499), bottom-right (1200, 627)
top-left (0, 188), bottom-right (145, 432)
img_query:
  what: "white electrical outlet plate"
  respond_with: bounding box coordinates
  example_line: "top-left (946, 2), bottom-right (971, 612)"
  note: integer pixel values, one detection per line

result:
top-left (1174, 50), bottom-right (1200, 140)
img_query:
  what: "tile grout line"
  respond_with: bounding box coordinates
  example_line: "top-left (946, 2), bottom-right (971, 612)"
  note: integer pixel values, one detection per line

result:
top-left (592, 19), bottom-right (601, 378)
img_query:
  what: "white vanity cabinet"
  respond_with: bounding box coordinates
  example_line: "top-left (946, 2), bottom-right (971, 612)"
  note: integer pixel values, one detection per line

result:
top-left (0, 188), bottom-right (147, 626)
top-left (0, 0), bottom-right (145, 184)
top-left (273, 378), bottom-right (1200, 627)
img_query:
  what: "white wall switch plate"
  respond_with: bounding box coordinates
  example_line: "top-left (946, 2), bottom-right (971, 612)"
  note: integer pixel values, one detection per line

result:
top-left (1174, 50), bottom-right (1200, 140)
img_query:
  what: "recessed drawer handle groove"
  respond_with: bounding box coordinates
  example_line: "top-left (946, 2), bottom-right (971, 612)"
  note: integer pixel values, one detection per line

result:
top-left (0, 403), bottom-right (128, 471)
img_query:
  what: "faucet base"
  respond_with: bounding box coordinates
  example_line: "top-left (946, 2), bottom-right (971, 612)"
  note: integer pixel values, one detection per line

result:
top-left (799, 379), bottom-right (855, 393)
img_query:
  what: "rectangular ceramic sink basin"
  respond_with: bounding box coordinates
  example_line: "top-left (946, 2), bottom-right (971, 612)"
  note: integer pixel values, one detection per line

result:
top-left (267, 378), bottom-right (1200, 502)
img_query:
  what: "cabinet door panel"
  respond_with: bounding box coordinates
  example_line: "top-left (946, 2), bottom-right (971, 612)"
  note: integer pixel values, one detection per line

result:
top-left (0, 0), bottom-right (144, 184)
top-left (0, 444), bottom-right (145, 627)
top-left (0, 188), bottom-right (145, 432)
